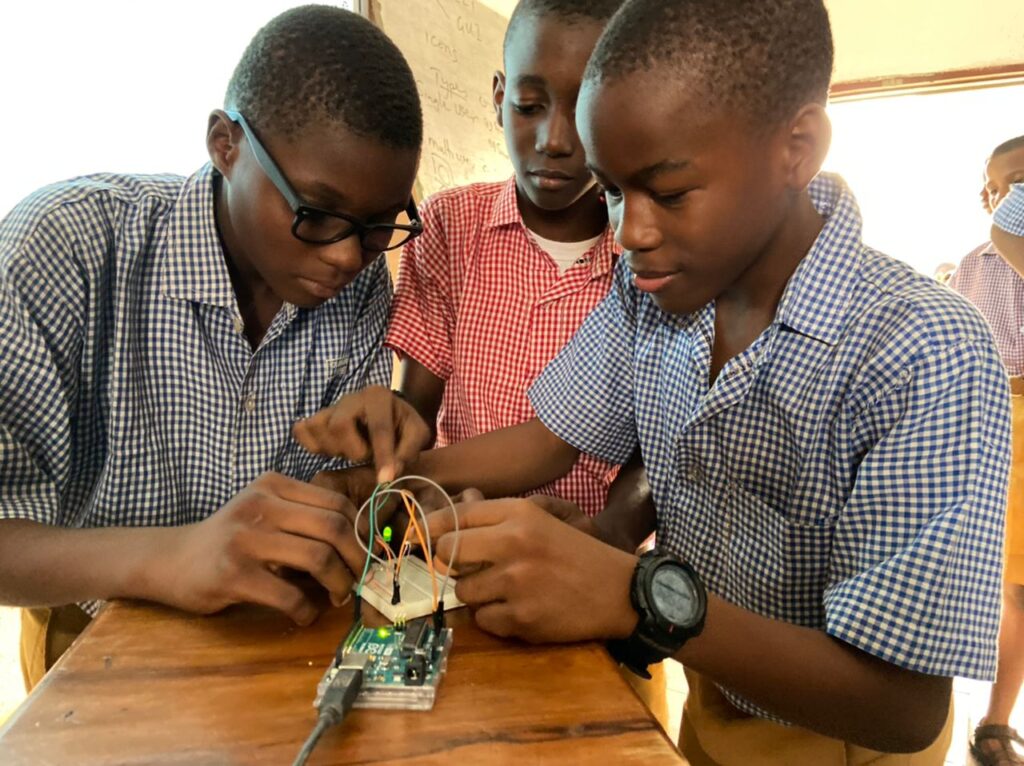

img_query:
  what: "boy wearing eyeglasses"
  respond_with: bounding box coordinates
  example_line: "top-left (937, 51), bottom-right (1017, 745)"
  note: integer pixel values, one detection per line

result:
top-left (0, 5), bottom-right (422, 689)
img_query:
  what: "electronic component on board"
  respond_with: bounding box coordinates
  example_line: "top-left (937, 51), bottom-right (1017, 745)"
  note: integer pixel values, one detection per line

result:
top-left (315, 618), bottom-right (453, 711)
top-left (359, 555), bottom-right (462, 623)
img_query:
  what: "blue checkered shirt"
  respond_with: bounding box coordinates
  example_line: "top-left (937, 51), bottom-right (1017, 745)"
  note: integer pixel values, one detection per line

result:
top-left (0, 166), bottom-right (392, 613)
top-left (530, 174), bottom-right (1010, 720)
top-left (995, 183), bottom-right (1024, 237)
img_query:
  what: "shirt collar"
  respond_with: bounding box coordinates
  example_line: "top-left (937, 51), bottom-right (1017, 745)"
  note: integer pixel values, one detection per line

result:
top-left (487, 176), bottom-right (523, 229)
top-left (489, 175), bottom-right (620, 277)
top-left (588, 227), bottom-right (621, 278)
top-left (160, 164), bottom-right (237, 308)
top-left (773, 173), bottom-right (864, 346)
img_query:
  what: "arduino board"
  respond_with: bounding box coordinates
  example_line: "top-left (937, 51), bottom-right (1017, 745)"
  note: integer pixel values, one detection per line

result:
top-left (315, 617), bottom-right (453, 711)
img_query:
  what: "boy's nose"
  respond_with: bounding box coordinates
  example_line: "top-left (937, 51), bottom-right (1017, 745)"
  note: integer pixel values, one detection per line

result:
top-left (317, 235), bottom-right (366, 273)
top-left (613, 199), bottom-right (661, 253)
top-left (535, 111), bottom-right (575, 157)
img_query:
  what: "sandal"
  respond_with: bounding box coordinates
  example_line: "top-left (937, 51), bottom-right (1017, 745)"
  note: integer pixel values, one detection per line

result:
top-left (972, 723), bottom-right (1024, 765)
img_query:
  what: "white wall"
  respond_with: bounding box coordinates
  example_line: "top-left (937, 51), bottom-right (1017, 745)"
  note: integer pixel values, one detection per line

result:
top-left (0, 1), bottom-right (353, 216)
top-left (827, 0), bottom-right (1024, 83)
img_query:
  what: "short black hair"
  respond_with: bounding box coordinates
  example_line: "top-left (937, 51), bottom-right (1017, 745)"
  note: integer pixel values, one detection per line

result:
top-left (225, 5), bottom-right (422, 150)
top-left (586, 0), bottom-right (834, 126)
top-left (993, 135), bottom-right (1024, 159)
top-left (503, 0), bottom-right (625, 63)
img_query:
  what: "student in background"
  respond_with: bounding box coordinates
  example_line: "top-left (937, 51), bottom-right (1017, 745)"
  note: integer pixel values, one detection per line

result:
top-left (0, 5), bottom-right (422, 689)
top-left (950, 136), bottom-right (1024, 766)
top-left (359, 0), bottom-right (625, 517)
top-left (298, 0), bottom-right (1011, 761)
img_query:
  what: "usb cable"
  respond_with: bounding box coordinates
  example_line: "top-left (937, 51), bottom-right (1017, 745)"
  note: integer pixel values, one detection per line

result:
top-left (292, 653), bottom-right (369, 766)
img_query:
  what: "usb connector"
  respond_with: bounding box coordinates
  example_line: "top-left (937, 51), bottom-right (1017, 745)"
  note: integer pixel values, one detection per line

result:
top-left (319, 652), bottom-right (368, 724)
top-left (293, 653), bottom-right (369, 766)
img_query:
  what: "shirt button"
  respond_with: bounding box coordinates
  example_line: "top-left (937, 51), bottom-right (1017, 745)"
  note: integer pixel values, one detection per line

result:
top-left (233, 315), bottom-right (245, 334)
top-left (243, 392), bottom-right (257, 412)
top-left (687, 465), bottom-right (704, 484)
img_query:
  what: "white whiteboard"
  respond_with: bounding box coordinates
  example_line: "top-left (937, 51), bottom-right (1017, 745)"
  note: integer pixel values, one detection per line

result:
top-left (375, 0), bottom-right (513, 199)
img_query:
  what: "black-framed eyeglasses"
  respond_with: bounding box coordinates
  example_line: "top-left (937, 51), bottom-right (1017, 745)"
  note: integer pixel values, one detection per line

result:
top-left (224, 110), bottom-right (423, 251)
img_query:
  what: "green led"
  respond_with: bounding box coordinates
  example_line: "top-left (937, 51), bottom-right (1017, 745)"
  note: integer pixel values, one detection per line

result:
top-left (376, 627), bottom-right (392, 639)
top-left (382, 526), bottom-right (393, 543)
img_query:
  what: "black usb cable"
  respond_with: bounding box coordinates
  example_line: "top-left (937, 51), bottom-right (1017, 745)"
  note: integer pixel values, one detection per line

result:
top-left (292, 653), bottom-right (369, 766)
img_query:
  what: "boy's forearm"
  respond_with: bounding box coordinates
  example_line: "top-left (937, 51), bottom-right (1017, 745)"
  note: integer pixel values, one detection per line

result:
top-left (592, 448), bottom-right (655, 551)
top-left (396, 357), bottom-right (445, 443)
top-left (409, 417), bottom-right (580, 496)
top-left (675, 594), bottom-right (950, 753)
top-left (0, 519), bottom-right (178, 607)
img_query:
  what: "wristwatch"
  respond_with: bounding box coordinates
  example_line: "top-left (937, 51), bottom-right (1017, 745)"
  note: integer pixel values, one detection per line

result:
top-left (607, 548), bottom-right (707, 678)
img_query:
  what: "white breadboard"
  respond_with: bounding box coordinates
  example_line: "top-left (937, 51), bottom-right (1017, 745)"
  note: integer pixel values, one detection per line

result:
top-left (358, 556), bottom-right (463, 623)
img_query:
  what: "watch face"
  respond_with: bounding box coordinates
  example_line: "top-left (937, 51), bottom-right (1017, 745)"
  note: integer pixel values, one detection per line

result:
top-left (651, 565), bottom-right (700, 626)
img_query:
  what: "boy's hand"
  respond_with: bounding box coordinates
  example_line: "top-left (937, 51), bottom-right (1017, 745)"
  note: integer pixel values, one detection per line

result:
top-left (292, 386), bottom-right (431, 483)
top-left (312, 465), bottom-right (381, 509)
top-left (310, 467), bottom-right (480, 551)
top-left (311, 465), bottom-right (405, 542)
top-left (427, 498), bottom-right (638, 643)
top-left (525, 494), bottom-right (597, 538)
top-left (156, 472), bottom-right (366, 625)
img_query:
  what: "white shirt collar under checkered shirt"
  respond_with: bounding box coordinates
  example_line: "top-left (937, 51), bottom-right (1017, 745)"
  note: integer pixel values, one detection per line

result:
top-left (529, 172), bottom-right (1010, 722)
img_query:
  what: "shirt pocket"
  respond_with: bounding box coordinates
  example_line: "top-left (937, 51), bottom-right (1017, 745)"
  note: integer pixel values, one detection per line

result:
top-left (722, 481), bottom-right (836, 628)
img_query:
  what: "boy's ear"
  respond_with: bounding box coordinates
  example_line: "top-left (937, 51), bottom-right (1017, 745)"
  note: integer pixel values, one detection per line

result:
top-left (782, 103), bottom-right (831, 191)
top-left (492, 71), bottom-right (506, 128)
top-left (207, 110), bottom-right (241, 178)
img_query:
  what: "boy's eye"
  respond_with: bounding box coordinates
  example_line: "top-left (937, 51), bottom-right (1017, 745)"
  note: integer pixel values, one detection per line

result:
top-left (600, 185), bottom-right (622, 202)
top-left (511, 103), bottom-right (543, 116)
top-left (652, 190), bottom-right (691, 207)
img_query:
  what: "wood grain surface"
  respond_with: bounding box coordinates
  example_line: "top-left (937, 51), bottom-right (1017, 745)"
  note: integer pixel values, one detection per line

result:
top-left (0, 600), bottom-right (683, 764)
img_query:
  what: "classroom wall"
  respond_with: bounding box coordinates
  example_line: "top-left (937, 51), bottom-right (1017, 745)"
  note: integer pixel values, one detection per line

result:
top-left (478, 0), bottom-right (515, 15)
top-left (827, 0), bottom-right (1024, 83)
top-left (374, 0), bottom-right (516, 198)
top-left (379, 0), bottom-right (1024, 202)
top-left (473, 1), bottom-right (1024, 86)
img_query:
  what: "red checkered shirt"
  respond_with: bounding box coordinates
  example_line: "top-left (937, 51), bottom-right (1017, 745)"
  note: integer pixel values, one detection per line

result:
top-left (386, 177), bottom-right (621, 516)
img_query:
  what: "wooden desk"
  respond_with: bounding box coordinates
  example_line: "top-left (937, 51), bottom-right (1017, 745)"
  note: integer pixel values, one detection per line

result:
top-left (0, 602), bottom-right (683, 764)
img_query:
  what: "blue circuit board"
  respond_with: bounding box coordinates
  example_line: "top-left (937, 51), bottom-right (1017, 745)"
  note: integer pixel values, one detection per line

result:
top-left (315, 618), bottom-right (453, 711)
